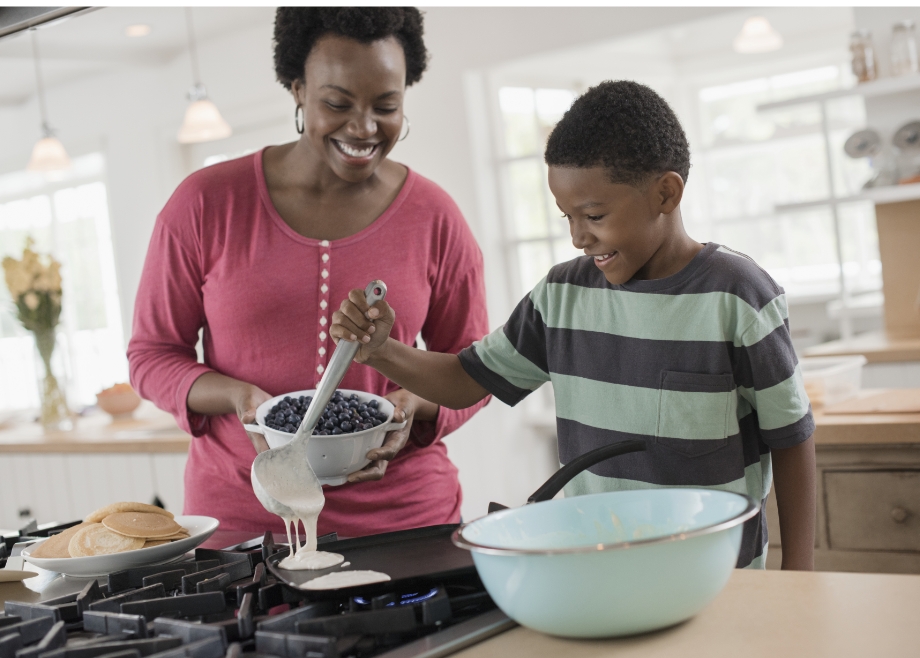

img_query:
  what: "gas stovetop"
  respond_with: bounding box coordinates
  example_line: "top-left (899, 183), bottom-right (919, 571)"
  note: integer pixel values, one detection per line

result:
top-left (0, 522), bottom-right (514, 658)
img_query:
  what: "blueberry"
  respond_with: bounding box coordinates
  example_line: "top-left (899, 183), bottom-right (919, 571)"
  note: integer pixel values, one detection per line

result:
top-left (283, 396), bottom-right (293, 403)
top-left (358, 404), bottom-right (368, 412)
top-left (284, 424), bottom-right (295, 433)
top-left (368, 400), bottom-right (379, 409)
top-left (360, 411), bottom-right (370, 419)
top-left (340, 421), bottom-right (353, 432)
top-left (332, 427), bottom-right (343, 435)
top-left (338, 412), bottom-right (351, 422)
top-left (318, 430), bottom-right (329, 436)
top-left (324, 420), bottom-right (334, 430)
top-left (376, 412), bottom-right (388, 422)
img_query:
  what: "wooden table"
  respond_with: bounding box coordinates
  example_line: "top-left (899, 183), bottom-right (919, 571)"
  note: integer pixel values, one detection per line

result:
top-left (803, 331), bottom-right (920, 364)
top-left (811, 388), bottom-right (920, 444)
top-left (453, 569), bottom-right (920, 658)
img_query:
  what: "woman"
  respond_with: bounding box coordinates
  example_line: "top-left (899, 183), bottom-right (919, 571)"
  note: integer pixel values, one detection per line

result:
top-left (128, 8), bottom-right (489, 538)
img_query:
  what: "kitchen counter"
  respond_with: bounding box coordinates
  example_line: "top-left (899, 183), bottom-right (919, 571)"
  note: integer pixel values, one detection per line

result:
top-left (811, 389), bottom-right (920, 445)
top-left (803, 330), bottom-right (920, 363)
top-left (0, 401), bottom-right (191, 454)
top-left (454, 569), bottom-right (920, 658)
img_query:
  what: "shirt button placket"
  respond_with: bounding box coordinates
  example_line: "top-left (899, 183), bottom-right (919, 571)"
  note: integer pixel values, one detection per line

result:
top-left (317, 240), bottom-right (331, 387)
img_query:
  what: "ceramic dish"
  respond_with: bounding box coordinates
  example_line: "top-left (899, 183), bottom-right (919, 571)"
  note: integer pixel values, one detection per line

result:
top-left (21, 515), bottom-right (219, 577)
top-left (244, 389), bottom-right (406, 486)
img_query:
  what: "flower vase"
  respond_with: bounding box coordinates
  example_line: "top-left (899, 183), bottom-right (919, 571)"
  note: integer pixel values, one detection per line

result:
top-left (33, 327), bottom-right (72, 431)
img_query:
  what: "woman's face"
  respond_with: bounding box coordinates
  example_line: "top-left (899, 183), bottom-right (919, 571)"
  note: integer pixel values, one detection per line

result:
top-left (292, 35), bottom-right (406, 183)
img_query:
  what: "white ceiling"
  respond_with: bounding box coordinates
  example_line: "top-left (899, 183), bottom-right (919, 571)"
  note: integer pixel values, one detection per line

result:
top-left (0, 7), bottom-right (275, 107)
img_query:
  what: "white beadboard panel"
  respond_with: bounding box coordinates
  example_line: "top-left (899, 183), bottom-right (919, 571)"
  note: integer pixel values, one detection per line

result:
top-left (44, 454), bottom-right (75, 523)
top-left (66, 454), bottom-right (96, 522)
top-left (151, 454), bottom-right (187, 515)
top-left (2, 452), bottom-right (188, 526)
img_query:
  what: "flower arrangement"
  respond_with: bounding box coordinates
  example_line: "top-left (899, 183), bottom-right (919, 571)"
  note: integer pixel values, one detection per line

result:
top-left (2, 237), bottom-right (70, 429)
top-left (2, 237), bottom-right (63, 333)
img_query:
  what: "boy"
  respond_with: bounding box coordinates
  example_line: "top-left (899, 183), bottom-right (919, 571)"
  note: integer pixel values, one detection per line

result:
top-left (331, 80), bottom-right (815, 569)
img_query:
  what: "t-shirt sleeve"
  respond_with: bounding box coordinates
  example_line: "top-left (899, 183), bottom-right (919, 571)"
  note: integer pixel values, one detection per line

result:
top-left (736, 292), bottom-right (814, 449)
top-left (458, 278), bottom-right (552, 406)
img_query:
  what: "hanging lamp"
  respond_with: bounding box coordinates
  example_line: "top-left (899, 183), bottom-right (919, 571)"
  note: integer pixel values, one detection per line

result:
top-left (733, 17), bottom-right (784, 54)
top-left (177, 7), bottom-right (231, 144)
top-left (27, 28), bottom-right (71, 172)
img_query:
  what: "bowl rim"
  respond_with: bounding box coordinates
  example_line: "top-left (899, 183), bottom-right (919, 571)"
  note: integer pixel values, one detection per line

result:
top-left (254, 388), bottom-right (395, 438)
top-left (452, 488), bottom-right (760, 556)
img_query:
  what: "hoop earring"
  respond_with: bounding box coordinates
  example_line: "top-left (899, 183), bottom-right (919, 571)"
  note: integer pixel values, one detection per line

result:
top-left (398, 115), bottom-right (410, 142)
top-left (295, 105), bottom-right (304, 135)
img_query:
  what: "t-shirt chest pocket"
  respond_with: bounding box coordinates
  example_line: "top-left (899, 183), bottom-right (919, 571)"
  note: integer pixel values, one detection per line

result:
top-left (656, 371), bottom-right (735, 458)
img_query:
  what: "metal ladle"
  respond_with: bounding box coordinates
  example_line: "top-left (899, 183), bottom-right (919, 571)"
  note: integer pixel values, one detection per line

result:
top-left (250, 280), bottom-right (388, 524)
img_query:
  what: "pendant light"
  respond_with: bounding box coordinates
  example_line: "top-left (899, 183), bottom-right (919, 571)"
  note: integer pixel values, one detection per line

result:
top-left (733, 17), bottom-right (784, 54)
top-left (177, 8), bottom-right (231, 144)
top-left (27, 28), bottom-right (71, 172)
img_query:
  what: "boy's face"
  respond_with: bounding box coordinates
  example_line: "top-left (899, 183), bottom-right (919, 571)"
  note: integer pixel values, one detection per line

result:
top-left (548, 165), bottom-right (675, 286)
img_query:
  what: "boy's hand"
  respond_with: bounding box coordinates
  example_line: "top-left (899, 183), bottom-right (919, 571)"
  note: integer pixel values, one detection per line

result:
top-left (331, 288), bottom-right (396, 363)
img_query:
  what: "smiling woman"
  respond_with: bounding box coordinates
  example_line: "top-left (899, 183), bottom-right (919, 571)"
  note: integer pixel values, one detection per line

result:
top-left (127, 7), bottom-right (490, 539)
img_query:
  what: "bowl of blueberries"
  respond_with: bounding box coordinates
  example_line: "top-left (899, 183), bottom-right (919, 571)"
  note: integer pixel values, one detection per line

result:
top-left (243, 389), bottom-right (407, 486)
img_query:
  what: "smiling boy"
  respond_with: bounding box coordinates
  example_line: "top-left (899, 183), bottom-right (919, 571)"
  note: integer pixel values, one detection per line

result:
top-left (332, 80), bottom-right (816, 570)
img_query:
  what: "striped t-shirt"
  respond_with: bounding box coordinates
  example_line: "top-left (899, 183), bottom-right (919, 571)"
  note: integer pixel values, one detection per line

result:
top-left (458, 243), bottom-right (814, 568)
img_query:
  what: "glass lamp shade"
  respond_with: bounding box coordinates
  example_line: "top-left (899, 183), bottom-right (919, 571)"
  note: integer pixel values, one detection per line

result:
top-left (177, 99), bottom-right (232, 144)
top-left (27, 136), bottom-right (71, 172)
top-left (733, 17), bottom-right (783, 54)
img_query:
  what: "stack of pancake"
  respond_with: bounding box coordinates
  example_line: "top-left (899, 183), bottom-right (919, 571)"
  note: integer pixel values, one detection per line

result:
top-left (29, 502), bottom-right (189, 559)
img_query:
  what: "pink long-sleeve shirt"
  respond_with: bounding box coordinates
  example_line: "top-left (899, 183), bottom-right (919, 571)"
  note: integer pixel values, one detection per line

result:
top-left (128, 150), bottom-right (490, 537)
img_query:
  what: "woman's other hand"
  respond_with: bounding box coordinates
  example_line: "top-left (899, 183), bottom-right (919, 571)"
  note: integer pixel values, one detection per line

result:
top-left (331, 288), bottom-right (395, 364)
top-left (236, 383), bottom-right (274, 453)
top-left (346, 389), bottom-right (438, 483)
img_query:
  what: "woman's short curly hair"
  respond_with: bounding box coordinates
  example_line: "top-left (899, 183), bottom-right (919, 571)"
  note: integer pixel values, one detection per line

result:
top-left (545, 80), bottom-right (691, 186)
top-left (273, 7), bottom-right (429, 90)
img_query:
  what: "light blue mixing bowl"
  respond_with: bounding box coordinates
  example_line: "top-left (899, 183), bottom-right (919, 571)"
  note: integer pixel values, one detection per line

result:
top-left (453, 488), bottom-right (759, 638)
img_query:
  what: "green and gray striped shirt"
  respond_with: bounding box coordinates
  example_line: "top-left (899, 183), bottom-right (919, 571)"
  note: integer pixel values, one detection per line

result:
top-left (458, 243), bottom-right (814, 568)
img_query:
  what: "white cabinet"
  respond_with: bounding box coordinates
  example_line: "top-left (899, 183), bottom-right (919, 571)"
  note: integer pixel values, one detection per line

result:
top-left (0, 453), bottom-right (186, 530)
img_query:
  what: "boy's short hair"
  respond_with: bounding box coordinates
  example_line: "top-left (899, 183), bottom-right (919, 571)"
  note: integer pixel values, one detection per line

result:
top-left (545, 80), bottom-right (691, 186)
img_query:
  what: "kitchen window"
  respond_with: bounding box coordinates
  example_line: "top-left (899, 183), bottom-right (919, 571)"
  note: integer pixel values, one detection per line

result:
top-left (494, 86), bottom-right (582, 296)
top-left (687, 64), bottom-right (879, 301)
top-left (491, 66), bottom-right (879, 309)
top-left (0, 153), bottom-right (127, 412)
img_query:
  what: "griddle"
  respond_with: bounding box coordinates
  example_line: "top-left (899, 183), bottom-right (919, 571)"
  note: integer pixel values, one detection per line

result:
top-left (264, 524), bottom-right (475, 599)
top-left (265, 440), bottom-right (647, 599)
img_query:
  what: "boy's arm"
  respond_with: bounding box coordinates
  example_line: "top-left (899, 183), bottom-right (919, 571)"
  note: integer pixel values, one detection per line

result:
top-left (331, 288), bottom-right (490, 410)
top-left (369, 340), bottom-right (490, 410)
top-left (770, 434), bottom-right (816, 570)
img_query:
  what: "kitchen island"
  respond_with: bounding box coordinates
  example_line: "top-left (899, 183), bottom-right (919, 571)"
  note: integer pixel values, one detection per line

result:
top-left (453, 569), bottom-right (920, 658)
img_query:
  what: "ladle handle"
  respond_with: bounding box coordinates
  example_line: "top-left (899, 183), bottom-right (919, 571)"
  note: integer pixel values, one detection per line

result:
top-left (526, 440), bottom-right (646, 505)
top-left (291, 280), bottom-right (388, 442)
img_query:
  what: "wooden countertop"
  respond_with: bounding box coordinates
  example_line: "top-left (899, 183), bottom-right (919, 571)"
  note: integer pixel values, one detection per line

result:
top-left (1, 389), bottom-right (918, 454)
top-left (803, 330), bottom-right (920, 363)
top-left (455, 569), bottom-right (920, 658)
top-left (0, 401), bottom-right (191, 454)
top-left (812, 389), bottom-right (920, 445)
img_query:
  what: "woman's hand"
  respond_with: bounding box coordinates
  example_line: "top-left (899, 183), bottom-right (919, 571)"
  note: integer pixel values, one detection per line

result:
top-left (235, 383), bottom-right (274, 454)
top-left (331, 289), bottom-right (396, 364)
top-left (346, 389), bottom-right (438, 483)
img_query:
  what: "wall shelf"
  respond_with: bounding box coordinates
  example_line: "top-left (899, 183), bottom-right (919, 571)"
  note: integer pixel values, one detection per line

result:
top-left (774, 182), bottom-right (920, 212)
top-left (757, 74), bottom-right (920, 111)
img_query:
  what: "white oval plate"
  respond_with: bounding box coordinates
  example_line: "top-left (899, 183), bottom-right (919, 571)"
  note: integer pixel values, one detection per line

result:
top-left (21, 515), bottom-right (219, 577)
